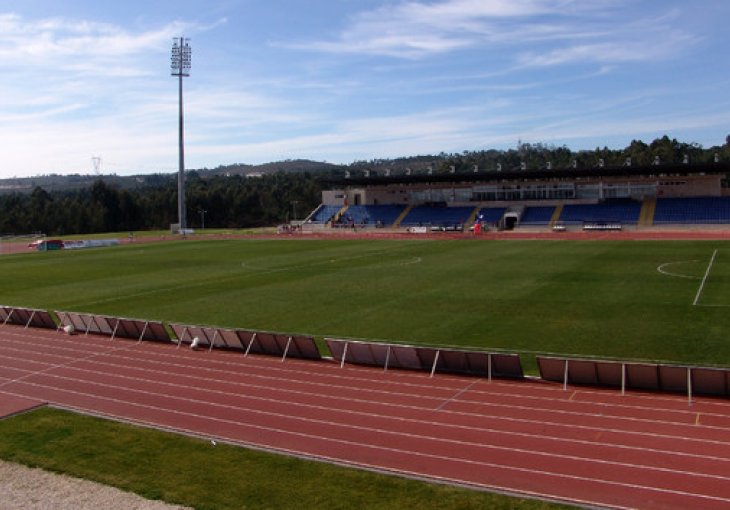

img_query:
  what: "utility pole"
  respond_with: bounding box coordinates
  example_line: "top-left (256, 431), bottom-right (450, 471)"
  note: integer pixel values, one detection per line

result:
top-left (171, 37), bottom-right (191, 232)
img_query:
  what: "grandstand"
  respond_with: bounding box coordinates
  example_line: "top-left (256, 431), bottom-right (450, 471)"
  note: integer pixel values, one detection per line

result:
top-left (311, 160), bottom-right (730, 231)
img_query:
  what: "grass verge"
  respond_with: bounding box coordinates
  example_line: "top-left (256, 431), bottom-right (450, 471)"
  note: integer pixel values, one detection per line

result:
top-left (0, 407), bottom-right (569, 510)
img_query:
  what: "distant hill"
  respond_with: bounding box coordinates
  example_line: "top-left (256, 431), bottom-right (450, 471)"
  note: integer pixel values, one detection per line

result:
top-left (199, 159), bottom-right (344, 177)
top-left (2, 136), bottom-right (728, 195)
top-left (0, 159), bottom-right (342, 195)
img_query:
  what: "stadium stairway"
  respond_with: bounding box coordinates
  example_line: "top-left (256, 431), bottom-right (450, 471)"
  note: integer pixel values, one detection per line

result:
top-left (464, 207), bottom-right (480, 227)
top-left (549, 204), bottom-right (564, 227)
top-left (392, 205), bottom-right (413, 228)
top-left (333, 204), bottom-right (349, 224)
top-left (639, 198), bottom-right (656, 227)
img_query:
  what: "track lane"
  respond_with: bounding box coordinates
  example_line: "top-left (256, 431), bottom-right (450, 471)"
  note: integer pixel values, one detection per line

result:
top-left (3, 326), bottom-right (730, 509)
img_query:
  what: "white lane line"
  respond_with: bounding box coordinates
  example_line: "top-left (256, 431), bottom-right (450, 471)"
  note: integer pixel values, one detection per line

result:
top-left (436, 380), bottom-right (480, 411)
top-left (5, 379), bottom-right (730, 508)
top-left (4, 337), bottom-right (730, 433)
top-left (0, 327), bottom-right (466, 392)
top-left (0, 384), bottom-right (639, 510)
top-left (5, 330), bottom-right (725, 510)
top-left (19, 328), bottom-right (730, 416)
top-left (2, 344), bottom-right (725, 431)
top-left (17, 327), bottom-right (730, 415)
top-left (694, 249), bottom-right (718, 306)
top-left (6, 331), bottom-right (730, 444)
top-left (6, 356), bottom-right (730, 470)
top-left (0, 341), bottom-right (136, 390)
top-left (7, 328), bottom-right (730, 424)
top-left (14, 360), bottom-right (730, 464)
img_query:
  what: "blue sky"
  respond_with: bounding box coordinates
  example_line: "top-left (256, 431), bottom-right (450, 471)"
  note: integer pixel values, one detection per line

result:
top-left (0, 0), bottom-right (729, 178)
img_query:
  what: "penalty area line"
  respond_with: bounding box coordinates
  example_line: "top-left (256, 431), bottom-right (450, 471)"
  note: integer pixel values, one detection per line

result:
top-left (693, 249), bottom-right (718, 306)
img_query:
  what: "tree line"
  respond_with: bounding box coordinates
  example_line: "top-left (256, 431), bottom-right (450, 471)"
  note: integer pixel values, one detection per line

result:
top-left (0, 172), bottom-right (323, 236)
top-left (1, 135), bottom-right (728, 236)
top-left (348, 135), bottom-right (730, 174)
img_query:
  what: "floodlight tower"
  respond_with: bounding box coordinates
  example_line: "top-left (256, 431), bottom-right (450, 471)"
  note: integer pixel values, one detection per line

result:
top-left (171, 37), bottom-right (191, 231)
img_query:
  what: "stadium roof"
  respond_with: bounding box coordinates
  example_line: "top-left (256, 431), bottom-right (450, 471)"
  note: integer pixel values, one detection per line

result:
top-left (323, 161), bottom-right (730, 187)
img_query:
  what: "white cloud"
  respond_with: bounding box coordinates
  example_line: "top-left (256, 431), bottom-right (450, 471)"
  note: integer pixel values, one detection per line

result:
top-left (9, 15), bottom-right (170, 69)
top-left (284, 0), bottom-right (562, 58)
top-left (0, 3), bottom-right (724, 178)
top-left (0, 12), bottom-right (214, 176)
top-left (286, 0), bottom-right (696, 66)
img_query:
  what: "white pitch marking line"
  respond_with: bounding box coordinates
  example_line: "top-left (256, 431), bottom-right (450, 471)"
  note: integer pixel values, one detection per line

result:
top-left (656, 260), bottom-right (701, 279)
top-left (693, 249), bottom-right (718, 306)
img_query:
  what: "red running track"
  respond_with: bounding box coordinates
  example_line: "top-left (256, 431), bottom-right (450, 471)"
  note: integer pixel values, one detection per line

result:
top-left (2, 326), bottom-right (730, 509)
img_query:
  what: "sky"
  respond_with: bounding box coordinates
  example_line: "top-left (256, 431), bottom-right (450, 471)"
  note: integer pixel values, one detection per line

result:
top-left (0, 0), bottom-right (729, 178)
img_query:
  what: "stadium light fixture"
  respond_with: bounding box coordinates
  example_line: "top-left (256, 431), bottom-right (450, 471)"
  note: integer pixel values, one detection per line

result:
top-left (171, 37), bottom-right (191, 232)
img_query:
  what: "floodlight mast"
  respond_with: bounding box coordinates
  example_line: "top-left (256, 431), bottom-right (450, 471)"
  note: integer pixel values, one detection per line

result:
top-left (171, 37), bottom-right (191, 232)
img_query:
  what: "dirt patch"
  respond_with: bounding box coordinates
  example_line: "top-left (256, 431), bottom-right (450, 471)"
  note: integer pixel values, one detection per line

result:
top-left (0, 460), bottom-right (192, 510)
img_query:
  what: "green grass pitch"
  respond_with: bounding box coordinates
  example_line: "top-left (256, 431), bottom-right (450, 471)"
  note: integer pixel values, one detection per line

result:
top-left (2, 237), bottom-right (729, 509)
top-left (2, 238), bottom-right (730, 370)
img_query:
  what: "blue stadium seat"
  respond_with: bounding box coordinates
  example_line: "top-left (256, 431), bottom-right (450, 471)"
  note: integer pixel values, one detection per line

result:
top-left (560, 201), bottom-right (641, 225)
top-left (310, 204), bottom-right (341, 223)
top-left (401, 206), bottom-right (473, 228)
top-left (520, 206), bottom-right (556, 225)
top-left (476, 207), bottom-right (506, 224)
top-left (337, 205), bottom-right (406, 227)
top-left (654, 197), bottom-right (730, 224)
